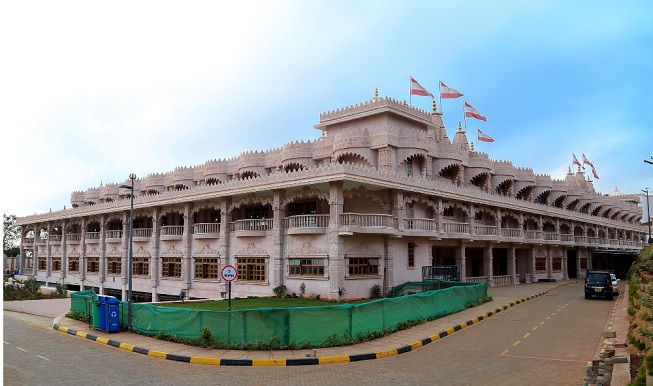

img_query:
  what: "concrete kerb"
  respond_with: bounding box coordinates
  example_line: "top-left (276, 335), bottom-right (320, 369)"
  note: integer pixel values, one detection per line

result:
top-left (52, 281), bottom-right (576, 366)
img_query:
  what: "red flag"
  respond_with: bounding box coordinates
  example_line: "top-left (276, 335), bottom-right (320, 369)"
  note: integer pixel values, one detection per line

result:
top-left (590, 164), bottom-right (600, 179)
top-left (409, 77), bottom-right (434, 98)
top-left (477, 128), bottom-right (494, 142)
top-left (572, 154), bottom-right (582, 167)
top-left (582, 153), bottom-right (593, 167)
top-left (440, 81), bottom-right (463, 99)
top-left (464, 102), bottom-right (487, 121)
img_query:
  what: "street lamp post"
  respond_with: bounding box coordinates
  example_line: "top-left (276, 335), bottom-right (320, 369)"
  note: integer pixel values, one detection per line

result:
top-left (119, 173), bottom-right (136, 330)
top-left (644, 188), bottom-right (652, 245)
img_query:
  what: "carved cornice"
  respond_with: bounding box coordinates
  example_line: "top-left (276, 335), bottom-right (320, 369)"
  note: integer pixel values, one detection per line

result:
top-left (234, 243), bottom-right (268, 257)
top-left (106, 246), bottom-right (122, 257)
top-left (288, 242), bottom-right (328, 257)
top-left (345, 242), bottom-right (381, 257)
top-left (161, 245), bottom-right (183, 257)
top-left (228, 194), bottom-right (273, 212)
top-left (193, 244), bottom-right (220, 257)
top-left (281, 186), bottom-right (329, 208)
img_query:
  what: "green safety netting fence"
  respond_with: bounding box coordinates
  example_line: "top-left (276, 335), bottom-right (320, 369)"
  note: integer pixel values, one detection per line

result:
top-left (387, 280), bottom-right (476, 297)
top-left (69, 281), bottom-right (487, 347)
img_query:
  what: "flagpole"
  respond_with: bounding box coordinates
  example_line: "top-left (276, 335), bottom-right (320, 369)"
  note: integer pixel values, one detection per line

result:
top-left (409, 77), bottom-right (412, 106)
top-left (463, 101), bottom-right (467, 130)
top-left (439, 81), bottom-right (442, 113)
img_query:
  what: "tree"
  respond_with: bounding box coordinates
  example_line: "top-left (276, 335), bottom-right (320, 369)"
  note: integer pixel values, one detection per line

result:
top-left (3, 213), bottom-right (20, 257)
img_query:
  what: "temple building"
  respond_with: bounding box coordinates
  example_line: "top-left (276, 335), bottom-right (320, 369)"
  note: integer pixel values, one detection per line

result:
top-left (15, 90), bottom-right (647, 301)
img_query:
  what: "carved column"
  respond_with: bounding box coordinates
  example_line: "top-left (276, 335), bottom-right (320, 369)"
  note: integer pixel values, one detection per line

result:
top-left (562, 247), bottom-right (569, 280)
top-left (182, 203), bottom-right (193, 291)
top-left (469, 204), bottom-right (475, 236)
top-left (272, 189), bottom-right (285, 288)
top-left (46, 223), bottom-right (52, 287)
top-left (546, 245), bottom-right (553, 280)
top-left (99, 215), bottom-right (106, 295)
top-left (508, 245), bottom-right (517, 284)
top-left (496, 209), bottom-right (502, 240)
top-left (436, 199), bottom-right (444, 234)
top-left (528, 248), bottom-right (536, 283)
top-left (328, 181), bottom-right (344, 300)
top-left (384, 236), bottom-right (394, 294)
top-left (220, 198), bottom-right (231, 270)
top-left (455, 242), bottom-right (466, 282)
top-left (121, 211), bottom-right (129, 301)
top-left (80, 218), bottom-right (86, 289)
top-left (151, 208), bottom-right (161, 301)
top-left (484, 243), bottom-right (494, 286)
top-left (395, 191), bottom-right (405, 232)
top-left (61, 219), bottom-right (68, 284)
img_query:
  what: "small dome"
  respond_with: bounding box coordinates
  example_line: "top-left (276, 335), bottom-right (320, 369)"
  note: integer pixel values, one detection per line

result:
top-left (608, 186), bottom-right (625, 197)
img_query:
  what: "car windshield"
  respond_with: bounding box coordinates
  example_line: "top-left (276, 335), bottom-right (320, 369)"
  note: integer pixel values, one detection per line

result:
top-left (588, 273), bottom-right (610, 283)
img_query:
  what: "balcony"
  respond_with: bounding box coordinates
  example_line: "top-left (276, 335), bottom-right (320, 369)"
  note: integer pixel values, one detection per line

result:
top-left (474, 225), bottom-right (497, 239)
top-left (543, 232), bottom-right (559, 242)
top-left (232, 219), bottom-right (273, 237)
top-left (340, 213), bottom-right (398, 235)
top-left (105, 230), bottom-right (123, 243)
top-left (49, 235), bottom-right (62, 244)
top-left (66, 233), bottom-right (81, 244)
top-left (524, 230), bottom-right (542, 241)
top-left (286, 215), bottom-right (329, 235)
top-left (500, 228), bottom-right (522, 240)
top-left (161, 225), bottom-right (184, 240)
top-left (193, 223), bottom-right (221, 239)
top-left (404, 218), bottom-right (437, 237)
top-left (22, 237), bottom-right (34, 245)
top-left (442, 222), bottom-right (469, 236)
top-left (133, 228), bottom-right (153, 241)
top-left (86, 232), bottom-right (100, 243)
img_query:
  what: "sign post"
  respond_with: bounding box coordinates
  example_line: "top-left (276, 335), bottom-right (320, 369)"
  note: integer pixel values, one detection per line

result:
top-left (221, 265), bottom-right (237, 311)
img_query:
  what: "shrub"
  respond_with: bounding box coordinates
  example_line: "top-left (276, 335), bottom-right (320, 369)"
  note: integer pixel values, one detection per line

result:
top-left (370, 284), bottom-right (382, 299)
top-left (272, 285), bottom-right (287, 298)
top-left (299, 283), bottom-right (306, 298)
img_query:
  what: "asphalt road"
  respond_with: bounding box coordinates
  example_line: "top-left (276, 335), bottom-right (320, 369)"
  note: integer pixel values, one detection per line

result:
top-left (3, 282), bottom-right (612, 386)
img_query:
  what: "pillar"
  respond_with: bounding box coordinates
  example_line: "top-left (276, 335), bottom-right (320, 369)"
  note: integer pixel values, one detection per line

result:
top-left (328, 181), bottom-right (344, 299)
top-left (272, 189), bottom-right (285, 288)
top-left (484, 243), bottom-right (494, 286)
top-left (508, 245), bottom-right (517, 285)
top-left (455, 242), bottom-right (466, 282)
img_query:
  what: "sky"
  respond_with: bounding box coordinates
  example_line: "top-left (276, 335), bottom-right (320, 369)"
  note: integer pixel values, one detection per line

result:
top-left (1, 1), bottom-right (652, 218)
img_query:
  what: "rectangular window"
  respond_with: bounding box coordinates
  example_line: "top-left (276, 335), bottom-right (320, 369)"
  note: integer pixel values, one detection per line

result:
top-left (68, 257), bottom-right (79, 272)
top-left (237, 257), bottom-right (266, 282)
top-left (38, 257), bottom-right (47, 270)
top-left (195, 257), bottom-right (219, 279)
top-left (348, 257), bottom-right (379, 276)
top-left (26, 257), bottom-right (33, 269)
top-left (107, 257), bottom-right (121, 275)
top-left (552, 258), bottom-right (562, 272)
top-left (535, 258), bottom-right (546, 272)
top-left (408, 244), bottom-right (415, 268)
top-left (133, 257), bottom-right (149, 276)
top-left (289, 258), bottom-right (325, 276)
top-left (87, 257), bottom-right (99, 273)
top-left (161, 257), bottom-right (181, 278)
top-left (51, 258), bottom-right (61, 271)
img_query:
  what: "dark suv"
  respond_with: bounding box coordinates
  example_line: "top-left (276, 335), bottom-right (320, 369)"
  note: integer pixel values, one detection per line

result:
top-left (584, 271), bottom-right (616, 300)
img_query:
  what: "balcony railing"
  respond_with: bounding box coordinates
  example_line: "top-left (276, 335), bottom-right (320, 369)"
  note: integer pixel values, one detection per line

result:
top-left (340, 213), bottom-right (397, 228)
top-left (574, 236), bottom-right (587, 244)
top-left (66, 233), bottom-right (81, 242)
top-left (493, 275), bottom-right (512, 285)
top-left (49, 235), bottom-right (62, 242)
top-left (465, 276), bottom-right (488, 283)
top-left (560, 234), bottom-right (574, 242)
top-left (193, 223), bottom-right (221, 235)
top-left (233, 219), bottom-right (273, 232)
top-left (404, 218), bottom-right (437, 231)
top-left (161, 225), bottom-right (184, 236)
top-left (106, 230), bottom-right (122, 239)
top-left (442, 222), bottom-right (469, 234)
top-left (133, 228), bottom-right (153, 238)
top-left (286, 215), bottom-right (329, 229)
top-left (23, 237), bottom-right (34, 244)
top-left (500, 228), bottom-right (521, 238)
top-left (474, 225), bottom-right (497, 236)
top-left (524, 230), bottom-right (542, 240)
top-left (86, 232), bottom-right (100, 241)
top-left (543, 232), bottom-right (559, 241)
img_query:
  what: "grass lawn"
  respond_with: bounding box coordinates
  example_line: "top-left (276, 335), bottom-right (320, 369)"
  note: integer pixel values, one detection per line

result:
top-left (159, 297), bottom-right (373, 311)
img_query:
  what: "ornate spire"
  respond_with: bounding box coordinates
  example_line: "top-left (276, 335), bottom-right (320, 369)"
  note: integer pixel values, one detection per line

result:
top-left (458, 121), bottom-right (463, 131)
top-left (432, 99), bottom-right (437, 113)
top-left (374, 87), bottom-right (378, 99)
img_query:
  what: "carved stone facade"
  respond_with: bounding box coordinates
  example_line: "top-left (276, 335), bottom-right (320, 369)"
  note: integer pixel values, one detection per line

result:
top-left (16, 92), bottom-right (646, 300)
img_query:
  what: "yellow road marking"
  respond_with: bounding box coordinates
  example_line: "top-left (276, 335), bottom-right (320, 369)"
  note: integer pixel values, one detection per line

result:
top-left (501, 350), bottom-right (509, 355)
top-left (16, 347), bottom-right (27, 352)
top-left (540, 321), bottom-right (545, 325)
top-left (513, 341), bottom-right (521, 346)
top-left (523, 333), bottom-right (530, 338)
top-left (546, 316), bottom-right (551, 320)
top-left (37, 355), bottom-right (49, 361)
top-left (532, 327), bottom-right (538, 331)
